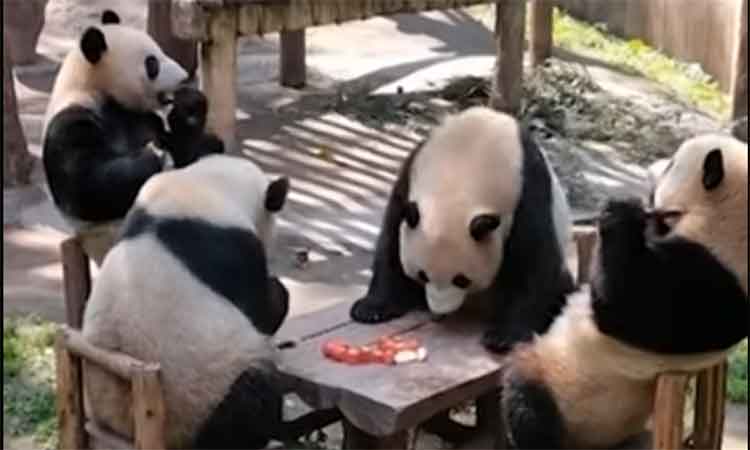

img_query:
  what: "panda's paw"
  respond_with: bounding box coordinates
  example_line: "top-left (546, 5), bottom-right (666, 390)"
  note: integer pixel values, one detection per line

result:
top-left (599, 198), bottom-right (646, 237)
top-left (350, 297), bottom-right (406, 323)
top-left (481, 328), bottom-right (531, 354)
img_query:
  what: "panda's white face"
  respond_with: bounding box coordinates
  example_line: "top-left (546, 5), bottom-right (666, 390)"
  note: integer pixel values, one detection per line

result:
top-left (82, 23), bottom-right (188, 112)
top-left (399, 201), bottom-right (513, 315)
top-left (399, 107), bottom-right (523, 315)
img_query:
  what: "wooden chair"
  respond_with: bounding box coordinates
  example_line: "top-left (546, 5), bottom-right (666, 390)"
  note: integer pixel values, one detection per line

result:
top-left (54, 236), bottom-right (167, 450)
top-left (55, 228), bottom-right (728, 450)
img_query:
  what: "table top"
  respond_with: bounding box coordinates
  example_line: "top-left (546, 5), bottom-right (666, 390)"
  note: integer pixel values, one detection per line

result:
top-left (274, 301), bottom-right (505, 437)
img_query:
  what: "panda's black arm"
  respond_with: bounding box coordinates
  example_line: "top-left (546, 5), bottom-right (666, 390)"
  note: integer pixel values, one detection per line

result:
top-left (350, 144), bottom-right (426, 324)
top-left (81, 151), bottom-right (163, 221)
top-left (592, 198), bottom-right (748, 354)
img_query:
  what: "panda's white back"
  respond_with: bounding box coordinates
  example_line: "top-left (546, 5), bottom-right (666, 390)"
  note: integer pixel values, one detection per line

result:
top-left (83, 232), bottom-right (275, 447)
top-left (82, 155), bottom-right (279, 447)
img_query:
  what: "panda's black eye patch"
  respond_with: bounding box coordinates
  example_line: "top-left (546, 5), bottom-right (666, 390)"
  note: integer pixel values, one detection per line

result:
top-left (452, 274), bottom-right (471, 289)
top-left (417, 270), bottom-right (430, 284)
top-left (145, 55), bottom-right (160, 80)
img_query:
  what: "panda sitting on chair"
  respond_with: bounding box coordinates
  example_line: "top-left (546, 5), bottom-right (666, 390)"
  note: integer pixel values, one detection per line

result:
top-left (82, 154), bottom-right (339, 449)
top-left (499, 133), bottom-right (748, 449)
top-left (42, 10), bottom-right (219, 264)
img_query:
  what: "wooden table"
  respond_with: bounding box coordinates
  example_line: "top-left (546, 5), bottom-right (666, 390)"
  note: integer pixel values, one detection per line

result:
top-left (172, 0), bottom-right (555, 152)
top-left (274, 300), bottom-right (506, 448)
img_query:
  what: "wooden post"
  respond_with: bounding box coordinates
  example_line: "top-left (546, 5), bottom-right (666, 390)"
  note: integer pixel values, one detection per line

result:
top-left (690, 363), bottom-right (727, 450)
top-left (490, 0), bottom-right (527, 115)
top-left (200, 7), bottom-right (239, 152)
top-left (653, 373), bottom-right (689, 450)
top-left (3, 29), bottom-right (35, 187)
top-left (342, 419), bottom-right (411, 450)
top-left (280, 29), bottom-right (307, 88)
top-left (132, 366), bottom-right (167, 450)
top-left (147, 0), bottom-right (198, 77)
top-left (55, 333), bottom-right (88, 450)
top-left (573, 226), bottom-right (597, 286)
top-left (529, 0), bottom-right (553, 67)
top-left (61, 238), bottom-right (92, 330)
top-left (730, 0), bottom-right (747, 120)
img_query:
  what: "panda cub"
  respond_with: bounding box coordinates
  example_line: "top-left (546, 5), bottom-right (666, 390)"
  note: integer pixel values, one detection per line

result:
top-left (81, 155), bottom-right (339, 449)
top-left (42, 10), bottom-right (192, 262)
top-left (158, 86), bottom-right (225, 169)
top-left (351, 106), bottom-right (575, 353)
top-left (500, 133), bottom-right (748, 449)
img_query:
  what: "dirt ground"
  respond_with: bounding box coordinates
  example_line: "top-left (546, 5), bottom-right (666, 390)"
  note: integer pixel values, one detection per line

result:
top-left (3, 1), bottom-right (746, 449)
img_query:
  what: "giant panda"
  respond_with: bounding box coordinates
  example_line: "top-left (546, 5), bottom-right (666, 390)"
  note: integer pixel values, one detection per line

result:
top-left (42, 10), bottom-right (191, 264)
top-left (80, 155), bottom-right (337, 449)
top-left (350, 106), bottom-right (576, 353)
top-left (499, 133), bottom-right (748, 449)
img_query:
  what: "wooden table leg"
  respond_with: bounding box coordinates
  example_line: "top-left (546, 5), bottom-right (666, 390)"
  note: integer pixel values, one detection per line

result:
top-left (280, 29), bottom-right (306, 89)
top-left (689, 363), bottom-right (727, 450)
top-left (342, 419), bottom-right (412, 450)
top-left (490, 0), bottom-right (527, 116)
top-left (477, 389), bottom-right (506, 448)
top-left (200, 7), bottom-right (238, 152)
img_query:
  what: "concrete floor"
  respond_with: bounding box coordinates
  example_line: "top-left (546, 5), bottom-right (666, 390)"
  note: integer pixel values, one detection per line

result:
top-left (3, 1), bottom-right (746, 448)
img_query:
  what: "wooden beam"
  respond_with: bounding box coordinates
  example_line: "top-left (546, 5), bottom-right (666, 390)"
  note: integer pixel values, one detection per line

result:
top-left (60, 326), bottom-right (158, 381)
top-left (529, 0), bottom-right (553, 66)
top-left (690, 363), bottom-right (727, 450)
top-left (61, 237), bottom-right (91, 330)
top-left (201, 7), bottom-right (239, 152)
top-left (280, 29), bottom-right (307, 88)
top-left (490, 0), bottom-right (527, 115)
top-left (55, 333), bottom-right (88, 450)
top-left (132, 368), bottom-right (167, 450)
top-left (653, 373), bottom-right (689, 450)
top-left (731, 0), bottom-right (747, 119)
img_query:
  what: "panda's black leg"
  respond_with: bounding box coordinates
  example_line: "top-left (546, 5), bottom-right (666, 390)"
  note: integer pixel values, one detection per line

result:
top-left (481, 290), bottom-right (565, 354)
top-left (501, 371), bottom-right (565, 449)
top-left (350, 145), bottom-right (426, 324)
top-left (193, 367), bottom-right (282, 450)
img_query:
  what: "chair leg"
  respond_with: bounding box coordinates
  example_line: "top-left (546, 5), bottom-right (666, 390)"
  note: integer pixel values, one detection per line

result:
top-left (653, 373), bottom-right (689, 450)
top-left (689, 362), bottom-right (727, 450)
top-left (55, 332), bottom-right (88, 450)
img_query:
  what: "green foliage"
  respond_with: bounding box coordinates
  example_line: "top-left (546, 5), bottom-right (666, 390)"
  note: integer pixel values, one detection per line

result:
top-left (552, 8), bottom-right (730, 118)
top-left (727, 340), bottom-right (748, 404)
top-left (3, 317), bottom-right (58, 449)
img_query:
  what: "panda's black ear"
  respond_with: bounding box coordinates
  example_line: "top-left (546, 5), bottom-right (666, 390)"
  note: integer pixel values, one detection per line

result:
top-left (80, 27), bottom-right (107, 64)
top-left (702, 148), bottom-right (724, 190)
top-left (404, 201), bottom-right (420, 228)
top-left (265, 177), bottom-right (290, 213)
top-left (101, 10), bottom-right (120, 24)
top-left (470, 214), bottom-right (501, 241)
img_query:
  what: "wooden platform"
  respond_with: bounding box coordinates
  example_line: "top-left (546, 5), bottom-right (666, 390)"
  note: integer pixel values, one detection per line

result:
top-left (171, 0), bottom-right (552, 151)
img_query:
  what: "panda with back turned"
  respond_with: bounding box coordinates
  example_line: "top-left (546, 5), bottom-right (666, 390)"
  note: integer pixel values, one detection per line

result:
top-left (81, 154), bottom-right (339, 449)
top-left (42, 10), bottom-right (196, 263)
top-left (499, 133), bottom-right (748, 449)
top-left (351, 106), bottom-right (576, 353)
